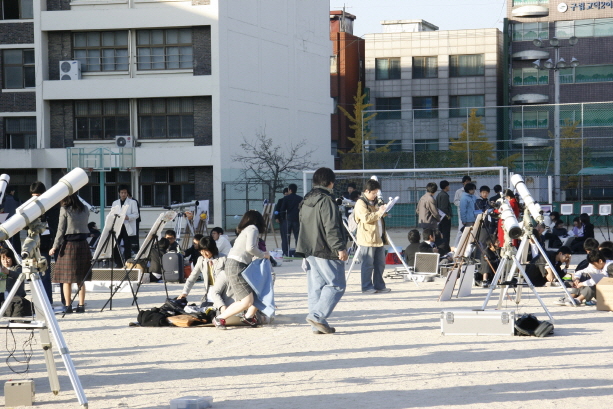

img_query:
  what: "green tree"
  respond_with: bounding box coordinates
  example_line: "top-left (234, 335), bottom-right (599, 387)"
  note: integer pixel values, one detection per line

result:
top-left (550, 119), bottom-right (590, 189)
top-left (337, 82), bottom-right (394, 169)
top-left (449, 108), bottom-right (495, 167)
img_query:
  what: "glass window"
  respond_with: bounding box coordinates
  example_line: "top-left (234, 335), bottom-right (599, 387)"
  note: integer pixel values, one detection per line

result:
top-left (1, 0), bottom-right (33, 19)
top-left (559, 67), bottom-right (574, 84)
top-left (2, 49), bottom-right (35, 89)
top-left (415, 139), bottom-right (439, 151)
top-left (136, 29), bottom-right (193, 70)
top-left (575, 19), bottom-right (594, 37)
top-left (138, 97), bottom-right (194, 139)
top-left (413, 96), bottom-right (438, 119)
top-left (375, 58), bottom-right (401, 80)
top-left (555, 21), bottom-right (574, 38)
top-left (369, 139), bottom-right (401, 152)
top-left (575, 65), bottom-right (613, 83)
top-left (375, 97), bottom-right (401, 120)
top-left (449, 95), bottom-right (484, 118)
top-left (450, 54), bottom-right (484, 77)
top-left (330, 55), bottom-right (337, 74)
top-left (595, 18), bottom-right (613, 37)
top-left (4, 117), bottom-right (36, 149)
top-left (513, 22), bottom-right (548, 41)
top-left (513, 68), bottom-right (548, 86)
top-left (140, 167), bottom-right (196, 207)
top-left (412, 56), bottom-right (438, 79)
top-left (73, 31), bottom-right (129, 72)
top-left (74, 99), bottom-right (130, 140)
top-left (512, 111), bottom-right (548, 129)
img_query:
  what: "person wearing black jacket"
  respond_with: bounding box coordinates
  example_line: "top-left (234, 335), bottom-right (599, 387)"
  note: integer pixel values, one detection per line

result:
top-left (274, 188), bottom-right (289, 251)
top-left (296, 168), bottom-right (348, 335)
top-left (436, 180), bottom-right (452, 253)
top-left (571, 213), bottom-right (595, 254)
top-left (279, 183), bottom-right (303, 256)
top-left (184, 234), bottom-right (204, 265)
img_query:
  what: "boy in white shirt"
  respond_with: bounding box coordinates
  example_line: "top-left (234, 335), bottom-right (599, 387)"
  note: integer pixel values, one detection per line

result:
top-left (566, 250), bottom-right (610, 306)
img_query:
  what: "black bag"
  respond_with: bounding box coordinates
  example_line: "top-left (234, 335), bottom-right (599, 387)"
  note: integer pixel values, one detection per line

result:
top-left (534, 321), bottom-right (554, 337)
top-left (161, 297), bottom-right (187, 316)
top-left (3, 296), bottom-right (33, 317)
top-left (162, 252), bottom-right (184, 283)
top-left (514, 313), bottom-right (541, 336)
top-left (137, 308), bottom-right (170, 327)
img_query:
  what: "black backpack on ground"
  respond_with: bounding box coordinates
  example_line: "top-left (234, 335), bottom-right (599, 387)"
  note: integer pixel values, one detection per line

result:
top-left (137, 307), bottom-right (170, 327)
top-left (515, 313), bottom-right (554, 337)
top-left (2, 296), bottom-right (32, 317)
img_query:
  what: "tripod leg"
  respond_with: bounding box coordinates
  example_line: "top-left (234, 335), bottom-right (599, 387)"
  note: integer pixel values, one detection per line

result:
top-left (30, 273), bottom-right (88, 407)
top-left (532, 237), bottom-right (576, 305)
top-left (512, 257), bottom-right (555, 322)
top-left (385, 234), bottom-right (418, 286)
top-left (481, 258), bottom-right (508, 310)
top-left (39, 327), bottom-right (60, 395)
top-left (0, 273), bottom-right (27, 317)
top-left (345, 245), bottom-right (361, 282)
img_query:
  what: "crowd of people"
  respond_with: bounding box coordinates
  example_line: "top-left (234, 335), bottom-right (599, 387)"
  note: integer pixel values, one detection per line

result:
top-left (1, 169), bottom-right (611, 334)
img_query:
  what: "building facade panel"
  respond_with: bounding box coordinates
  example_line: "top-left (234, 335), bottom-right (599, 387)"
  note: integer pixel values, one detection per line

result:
top-left (0, 93), bottom-right (36, 112)
top-left (0, 23), bottom-right (34, 44)
top-left (47, 31), bottom-right (72, 81)
top-left (193, 26), bottom-right (212, 76)
top-left (49, 100), bottom-right (74, 148)
top-left (193, 96), bottom-right (212, 146)
top-left (47, 0), bottom-right (71, 12)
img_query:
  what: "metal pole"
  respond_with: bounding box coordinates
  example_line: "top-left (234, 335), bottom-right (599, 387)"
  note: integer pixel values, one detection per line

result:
top-left (99, 171), bottom-right (106, 230)
top-left (554, 47), bottom-right (561, 201)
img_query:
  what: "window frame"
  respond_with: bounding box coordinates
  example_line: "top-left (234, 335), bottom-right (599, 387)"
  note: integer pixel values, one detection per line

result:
top-left (4, 117), bottom-right (36, 149)
top-left (375, 97), bottom-right (401, 120)
top-left (412, 56), bottom-right (438, 79)
top-left (450, 54), bottom-right (485, 77)
top-left (136, 28), bottom-right (193, 71)
top-left (138, 97), bottom-right (194, 139)
top-left (414, 139), bottom-right (439, 152)
top-left (1, 0), bottom-right (33, 20)
top-left (140, 167), bottom-right (196, 207)
top-left (74, 99), bottom-right (130, 140)
top-left (513, 22), bottom-right (549, 42)
top-left (449, 95), bottom-right (485, 118)
top-left (375, 57), bottom-right (401, 80)
top-left (2, 48), bottom-right (35, 89)
top-left (513, 68), bottom-right (549, 86)
top-left (73, 31), bottom-right (129, 73)
top-left (412, 96), bottom-right (439, 119)
top-left (512, 111), bottom-right (549, 129)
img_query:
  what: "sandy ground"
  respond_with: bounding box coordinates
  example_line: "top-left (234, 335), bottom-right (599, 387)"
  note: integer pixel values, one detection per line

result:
top-left (2, 228), bottom-right (613, 409)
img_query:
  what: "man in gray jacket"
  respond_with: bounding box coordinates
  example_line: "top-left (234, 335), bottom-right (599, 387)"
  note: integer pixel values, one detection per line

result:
top-left (296, 167), bottom-right (348, 335)
top-left (417, 182), bottom-right (440, 231)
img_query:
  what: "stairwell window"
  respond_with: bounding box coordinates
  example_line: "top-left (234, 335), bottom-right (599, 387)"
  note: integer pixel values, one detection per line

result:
top-left (74, 99), bottom-right (130, 140)
top-left (450, 54), bottom-right (485, 77)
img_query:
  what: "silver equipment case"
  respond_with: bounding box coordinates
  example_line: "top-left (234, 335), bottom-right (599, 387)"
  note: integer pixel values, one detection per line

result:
top-left (440, 309), bottom-right (516, 336)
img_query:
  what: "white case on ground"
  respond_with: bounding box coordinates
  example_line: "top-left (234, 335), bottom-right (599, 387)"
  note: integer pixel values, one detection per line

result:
top-left (440, 309), bottom-right (515, 336)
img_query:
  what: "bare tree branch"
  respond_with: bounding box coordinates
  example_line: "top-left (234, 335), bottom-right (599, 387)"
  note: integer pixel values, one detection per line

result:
top-left (232, 129), bottom-right (320, 201)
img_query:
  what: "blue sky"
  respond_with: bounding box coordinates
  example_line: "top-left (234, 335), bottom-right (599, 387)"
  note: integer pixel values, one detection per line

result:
top-left (331, 0), bottom-right (507, 37)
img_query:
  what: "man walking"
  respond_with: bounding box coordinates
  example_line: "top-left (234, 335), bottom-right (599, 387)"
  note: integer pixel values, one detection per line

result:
top-left (280, 183), bottom-right (302, 256)
top-left (297, 168), bottom-right (348, 334)
top-left (354, 178), bottom-right (390, 294)
top-left (436, 180), bottom-right (453, 254)
top-left (112, 185), bottom-right (140, 268)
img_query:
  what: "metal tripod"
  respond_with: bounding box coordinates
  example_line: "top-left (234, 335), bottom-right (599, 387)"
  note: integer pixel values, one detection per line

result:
top-left (0, 259), bottom-right (88, 407)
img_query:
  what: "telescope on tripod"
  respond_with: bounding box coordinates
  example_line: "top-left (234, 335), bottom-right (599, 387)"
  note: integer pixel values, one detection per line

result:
top-left (0, 168), bottom-right (90, 407)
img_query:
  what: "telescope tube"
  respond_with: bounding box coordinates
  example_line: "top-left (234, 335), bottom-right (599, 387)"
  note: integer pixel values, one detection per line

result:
top-left (0, 168), bottom-right (89, 242)
top-left (499, 201), bottom-right (523, 240)
top-left (0, 174), bottom-right (9, 204)
top-left (511, 174), bottom-right (544, 224)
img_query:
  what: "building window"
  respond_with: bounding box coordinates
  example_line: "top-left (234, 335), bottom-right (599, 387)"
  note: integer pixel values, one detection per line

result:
top-left (450, 54), bottom-right (484, 77)
top-left (140, 167), bottom-right (196, 207)
top-left (558, 65), bottom-right (613, 84)
top-left (513, 22), bottom-right (549, 41)
top-left (137, 29), bottom-right (193, 70)
top-left (413, 96), bottom-right (438, 119)
top-left (412, 56), bottom-right (437, 79)
top-left (449, 95), bottom-right (484, 118)
top-left (2, 49), bottom-right (34, 89)
top-left (73, 31), bottom-right (129, 72)
top-left (4, 117), bottom-right (36, 149)
top-left (561, 105), bottom-right (613, 127)
top-left (78, 170), bottom-right (132, 207)
top-left (375, 97), bottom-right (401, 120)
top-left (75, 99), bottom-right (130, 140)
top-left (330, 55), bottom-right (338, 74)
top-left (1, 0), bottom-right (33, 19)
top-left (415, 139), bottom-right (439, 151)
top-left (513, 68), bottom-right (548, 86)
top-left (138, 98), bottom-right (194, 139)
top-left (556, 18), bottom-right (613, 38)
top-left (369, 139), bottom-right (401, 152)
top-left (512, 0), bottom-right (549, 5)
top-left (513, 111), bottom-right (548, 129)
top-left (375, 58), bottom-right (401, 80)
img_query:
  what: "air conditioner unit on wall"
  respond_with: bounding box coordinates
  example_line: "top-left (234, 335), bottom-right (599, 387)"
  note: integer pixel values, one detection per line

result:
top-left (115, 135), bottom-right (134, 148)
top-left (59, 60), bottom-right (81, 80)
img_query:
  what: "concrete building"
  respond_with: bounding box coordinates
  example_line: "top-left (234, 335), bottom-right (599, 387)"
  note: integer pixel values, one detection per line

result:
top-left (507, 0), bottom-right (613, 169)
top-left (0, 0), bottom-right (332, 228)
top-left (364, 20), bottom-right (503, 158)
top-left (329, 10), bottom-right (364, 169)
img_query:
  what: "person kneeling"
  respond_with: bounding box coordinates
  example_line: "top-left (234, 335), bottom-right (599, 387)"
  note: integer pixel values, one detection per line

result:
top-left (564, 250), bottom-right (609, 306)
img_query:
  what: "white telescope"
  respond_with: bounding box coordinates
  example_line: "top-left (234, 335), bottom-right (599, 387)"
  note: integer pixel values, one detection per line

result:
top-left (0, 174), bottom-right (9, 204)
top-left (511, 174), bottom-right (544, 224)
top-left (163, 200), bottom-right (199, 210)
top-left (499, 200), bottom-right (523, 240)
top-left (0, 168), bottom-right (89, 242)
top-left (78, 195), bottom-right (99, 214)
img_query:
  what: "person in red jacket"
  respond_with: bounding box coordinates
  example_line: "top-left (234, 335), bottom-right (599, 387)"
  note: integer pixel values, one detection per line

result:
top-left (497, 189), bottom-right (520, 247)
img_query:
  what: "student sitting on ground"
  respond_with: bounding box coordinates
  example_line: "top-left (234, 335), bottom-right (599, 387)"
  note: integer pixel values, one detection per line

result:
top-left (184, 234), bottom-right (204, 266)
top-left (404, 230), bottom-right (421, 267)
top-left (544, 219), bottom-right (568, 249)
top-left (478, 237), bottom-right (500, 288)
top-left (571, 214), bottom-right (595, 254)
top-left (178, 236), bottom-right (226, 303)
top-left (560, 250), bottom-right (610, 306)
top-left (575, 238), bottom-right (599, 272)
top-left (149, 237), bottom-right (170, 282)
top-left (165, 229), bottom-right (182, 253)
top-left (526, 246), bottom-right (571, 287)
top-left (0, 248), bottom-right (26, 305)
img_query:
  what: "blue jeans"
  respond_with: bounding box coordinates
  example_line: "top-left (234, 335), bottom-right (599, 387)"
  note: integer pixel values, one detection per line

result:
top-left (360, 246), bottom-right (387, 291)
top-left (306, 256), bottom-right (346, 328)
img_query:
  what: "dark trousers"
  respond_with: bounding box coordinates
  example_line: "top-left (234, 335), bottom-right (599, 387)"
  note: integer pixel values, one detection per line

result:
top-left (113, 228), bottom-right (134, 267)
top-left (438, 217), bottom-right (451, 254)
top-left (282, 220), bottom-right (300, 256)
top-left (41, 253), bottom-right (53, 304)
